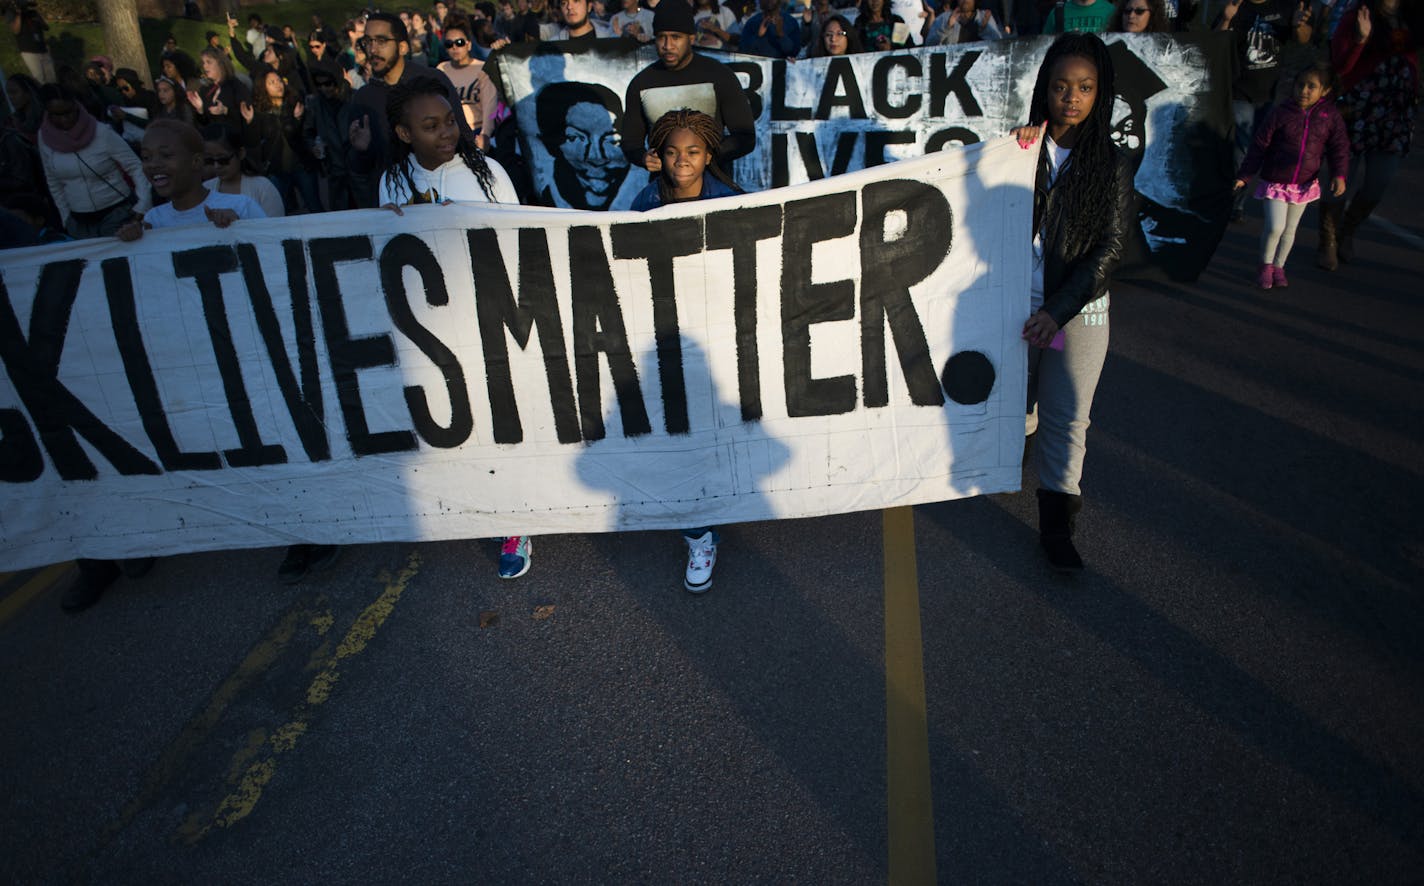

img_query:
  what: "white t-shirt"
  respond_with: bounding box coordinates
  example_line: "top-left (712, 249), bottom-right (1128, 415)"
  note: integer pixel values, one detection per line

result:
top-left (693, 7), bottom-right (740, 47)
top-left (1031, 137), bottom-right (1071, 311)
top-left (143, 189), bottom-right (266, 229)
top-left (377, 155), bottom-right (521, 207)
top-left (610, 8), bottom-right (656, 39)
top-left (204, 175), bottom-right (286, 218)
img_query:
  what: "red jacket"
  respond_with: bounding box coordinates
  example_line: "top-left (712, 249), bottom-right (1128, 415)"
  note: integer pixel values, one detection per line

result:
top-left (1237, 99), bottom-right (1350, 186)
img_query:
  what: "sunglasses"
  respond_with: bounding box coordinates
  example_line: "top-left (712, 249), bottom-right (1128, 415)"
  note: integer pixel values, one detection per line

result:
top-left (444, 37), bottom-right (470, 47)
top-left (204, 153), bottom-right (236, 165)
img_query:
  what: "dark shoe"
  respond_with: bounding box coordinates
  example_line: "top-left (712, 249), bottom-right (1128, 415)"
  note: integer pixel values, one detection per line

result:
top-left (119, 557), bottom-right (156, 579)
top-left (278, 545), bottom-right (313, 584)
top-left (62, 559), bottom-right (121, 613)
top-left (1316, 202), bottom-right (1341, 270)
top-left (278, 545), bottom-right (340, 584)
top-left (1036, 489), bottom-right (1084, 572)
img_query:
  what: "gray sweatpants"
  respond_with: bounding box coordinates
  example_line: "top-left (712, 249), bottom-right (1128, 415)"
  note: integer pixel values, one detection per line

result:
top-left (1025, 296), bottom-right (1110, 496)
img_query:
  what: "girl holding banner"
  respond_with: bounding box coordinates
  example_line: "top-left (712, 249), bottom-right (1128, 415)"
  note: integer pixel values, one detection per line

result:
top-left (375, 77), bottom-right (530, 579)
top-left (1013, 34), bottom-right (1133, 572)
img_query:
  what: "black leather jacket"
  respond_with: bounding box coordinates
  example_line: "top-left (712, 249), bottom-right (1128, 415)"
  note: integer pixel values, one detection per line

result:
top-left (1033, 147), bottom-right (1134, 329)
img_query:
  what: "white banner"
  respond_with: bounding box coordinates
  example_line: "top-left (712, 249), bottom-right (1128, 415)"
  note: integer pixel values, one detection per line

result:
top-left (0, 140), bottom-right (1033, 569)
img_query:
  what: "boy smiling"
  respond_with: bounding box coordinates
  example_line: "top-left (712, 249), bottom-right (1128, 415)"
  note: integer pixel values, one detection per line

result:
top-left (117, 119), bottom-right (264, 241)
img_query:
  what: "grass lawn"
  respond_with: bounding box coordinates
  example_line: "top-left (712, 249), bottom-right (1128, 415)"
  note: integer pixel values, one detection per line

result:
top-left (2, 0), bottom-right (359, 85)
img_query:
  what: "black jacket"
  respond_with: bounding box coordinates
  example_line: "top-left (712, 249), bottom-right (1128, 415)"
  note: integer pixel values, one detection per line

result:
top-left (1033, 147), bottom-right (1133, 329)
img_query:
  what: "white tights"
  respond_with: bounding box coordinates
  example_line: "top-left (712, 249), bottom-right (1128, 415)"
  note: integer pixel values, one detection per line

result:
top-left (1260, 198), bottom-right (1309, 268)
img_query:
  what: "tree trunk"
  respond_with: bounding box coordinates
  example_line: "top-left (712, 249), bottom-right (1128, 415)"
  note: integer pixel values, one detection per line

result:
top-left (97, 0), bottom-right (153, 88)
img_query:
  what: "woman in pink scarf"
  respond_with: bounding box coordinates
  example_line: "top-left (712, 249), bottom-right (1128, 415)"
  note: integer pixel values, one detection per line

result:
top-left (37, 84), bottom-right (150, 239)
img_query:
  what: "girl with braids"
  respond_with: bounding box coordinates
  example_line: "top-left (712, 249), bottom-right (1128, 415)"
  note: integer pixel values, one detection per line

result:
top-left (632, 109), bottom-right (741, 593)
top-left (377, 77), bottom-right (518, 210)
top-left (376, 76), bottom-right (527, 580)
top-left (1010, 33), bottom-right (1133, 572)
top-left (630, 108), bottom-right (739, 211)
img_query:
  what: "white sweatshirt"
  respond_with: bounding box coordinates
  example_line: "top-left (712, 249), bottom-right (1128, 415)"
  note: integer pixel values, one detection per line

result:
top-left (39, 126), bottom-right (152, 224)
top-left (377, 154), bottom-right (520, 207)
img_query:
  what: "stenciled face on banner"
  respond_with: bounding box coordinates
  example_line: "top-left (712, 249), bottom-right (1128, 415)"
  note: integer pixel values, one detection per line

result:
top-left (506, 46), bottom-right (653, 211)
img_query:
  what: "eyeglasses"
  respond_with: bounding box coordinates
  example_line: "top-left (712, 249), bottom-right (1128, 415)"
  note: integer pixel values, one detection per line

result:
top-left (1124, 7), bottom-right (1149, 13)
top-left (203, 154), bottom-right (235, 165)
top-left (444, 37), bottom-right (469, 47)
top-left (358, 34), bottom-right (397, 49)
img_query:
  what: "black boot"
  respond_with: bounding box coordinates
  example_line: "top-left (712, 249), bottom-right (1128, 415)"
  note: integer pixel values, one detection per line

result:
top-left (1316, 202), bottom-right (1342, 270)
top-left (1337, 198), bottom-right (1378, 264)
top-left (1036, 489), bottom-right (1084, 571)
top-left (62, 559), bottom-right (121, 613)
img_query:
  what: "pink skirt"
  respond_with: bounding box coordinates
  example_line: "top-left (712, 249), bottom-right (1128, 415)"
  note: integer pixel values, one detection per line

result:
top-left (1255, 179), bottom-right (1321, 204)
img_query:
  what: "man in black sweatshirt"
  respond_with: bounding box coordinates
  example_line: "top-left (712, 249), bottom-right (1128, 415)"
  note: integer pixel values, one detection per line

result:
top-left (620, 0), bottom-right (756, 175)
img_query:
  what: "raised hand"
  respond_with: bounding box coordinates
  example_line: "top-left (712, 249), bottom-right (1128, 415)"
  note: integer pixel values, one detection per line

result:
top-left (210, 100), bottom-right (228, 117)
top-left (239, 101), bottom-right (254, 124)
top-left (1355, 4), bottom-right (1372, 41)
top-left (349, 114), bottom-right (372, 152)
top-left (187, 90), bottom-right (205, 112)
top-left (1220, 0), bottom-right (1243, 25)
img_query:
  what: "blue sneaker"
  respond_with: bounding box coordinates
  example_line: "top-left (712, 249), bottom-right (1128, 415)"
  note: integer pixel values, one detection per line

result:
top-left (498, 535), bottom-right (532, 579)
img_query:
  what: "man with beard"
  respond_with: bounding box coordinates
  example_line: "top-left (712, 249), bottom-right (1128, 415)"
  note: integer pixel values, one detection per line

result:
top-left (536, 81), bottom-right (629, 209)
top-left (346, 12), bottom-right (471, 206)
top-left (621, 0), bottom-right (756, 175)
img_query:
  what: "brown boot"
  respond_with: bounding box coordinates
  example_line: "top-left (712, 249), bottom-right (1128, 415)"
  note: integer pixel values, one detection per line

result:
top-left (1316, 202), bottom-right (1342, 270)
top-left (1337, 198), bottom-right (1378, 264)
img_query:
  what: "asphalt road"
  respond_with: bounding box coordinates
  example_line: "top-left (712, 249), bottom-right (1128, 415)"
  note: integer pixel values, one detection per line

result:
top-left (2, 155), bottom-right (1422, 883)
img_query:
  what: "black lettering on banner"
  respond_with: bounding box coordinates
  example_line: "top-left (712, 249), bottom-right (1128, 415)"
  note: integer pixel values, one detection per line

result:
top-left (569, 227), bottom-right (651, 441)
top-left (725, 61), bottom-right (764, 120)
top-left (782, 192), bottom-right (857, 417)
top-left (308, 236), bottom-right (416, 456)
top-left (172, 247), bottom-right (287, 468)
top-left (929, 50), bottom-right (983, 118)
top-left (102, 258), bottom-right (221, 472)
top-left (470, 227), bottom-right (580, 445)
top-left (859, 180), bottom-right (949, 408)
top-left (815, 57), bottom-right (868, 120)
top-left (379, 234), bottom-right (473, 449)
top-left (611, 216), bottom-right (704, 435)
top-left (772, 133), bottom-right (789, 189)
top-left (925, 127), bottom-right (981, 152)
top-left (795, 132), bottom-right (825, 180)
top-left (864, 130), bottom-right (917, 168)
top-left (770, 59), bottom-right (812, 121)
top-left (872, 54), bottom-right (923, 119)
top-left (0, 408), bottom-right (42, 482)
top-left (705, 204), bottom-right (784, 422)
top-left (0, 260), bottom-right (160, 480)
top-left (239, 241), bottom-right (330, 462)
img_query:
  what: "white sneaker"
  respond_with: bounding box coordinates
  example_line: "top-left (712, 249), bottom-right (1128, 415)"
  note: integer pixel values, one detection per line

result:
top-left (684, 531), bottom-right (717, 594)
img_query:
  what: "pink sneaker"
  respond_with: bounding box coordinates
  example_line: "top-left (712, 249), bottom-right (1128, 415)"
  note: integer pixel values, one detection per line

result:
top-left (1256, 264), bottom-right (1274, 290)
top-left (1272, 265), bottom-right (1289, 288)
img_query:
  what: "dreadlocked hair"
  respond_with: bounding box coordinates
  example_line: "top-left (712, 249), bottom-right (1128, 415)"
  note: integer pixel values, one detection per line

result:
top-left (1028, 33), bottom-right (1121, 259)
top-left (648, 108), bottom-right (738, 202)
top-left (385, 77), bottom-right (496, 203)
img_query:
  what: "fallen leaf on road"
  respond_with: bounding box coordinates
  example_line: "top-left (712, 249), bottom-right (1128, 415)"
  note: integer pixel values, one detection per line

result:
top-left (478, 611), bottom-right (499, 628)
top-left (532, 605), bottom-right (555, 620)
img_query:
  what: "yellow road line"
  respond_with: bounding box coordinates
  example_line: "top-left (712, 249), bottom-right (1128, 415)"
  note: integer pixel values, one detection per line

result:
top-left (179, 550), bottom-right (422, 844)
top-left (883, 507), bottom-right (936, 885)
top-left (0, 563), bottom-right (74, 628)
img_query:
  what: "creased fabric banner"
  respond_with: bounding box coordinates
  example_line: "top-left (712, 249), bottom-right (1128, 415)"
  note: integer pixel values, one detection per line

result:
top-left (0, 141), bottom-right (1033, 569)
top-left (497, 32), bottom-right (1234, 281)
